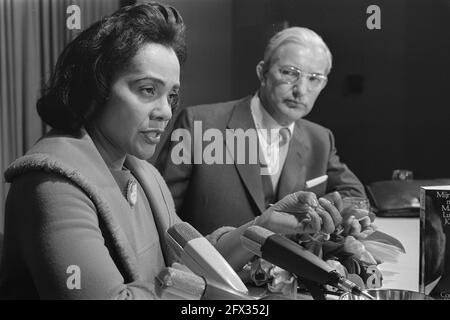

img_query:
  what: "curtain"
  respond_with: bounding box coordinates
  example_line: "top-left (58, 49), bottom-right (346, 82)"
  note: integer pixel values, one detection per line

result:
top-left (0, 0), bottom-right (122, 233)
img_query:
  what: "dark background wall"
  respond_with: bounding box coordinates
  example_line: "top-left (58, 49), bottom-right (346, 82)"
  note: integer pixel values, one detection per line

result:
top-left (166, 0), bottom-right (449, 186)
top-left (158, 0), bottom-right (233, 105)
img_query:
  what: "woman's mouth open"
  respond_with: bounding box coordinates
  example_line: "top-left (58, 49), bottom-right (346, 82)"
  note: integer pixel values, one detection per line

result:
top-left (141, 129), bottom-right (164, 144)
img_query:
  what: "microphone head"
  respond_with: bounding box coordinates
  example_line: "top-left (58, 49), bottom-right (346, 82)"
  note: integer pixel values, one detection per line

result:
top-left (241, 225), bottom-right (275, 257)
top-left (166, 222), bottom-right (249, 294)
top-left (243, 225), bottom-right (336, 285)
top-left (166, 222), bottom-right (203, 258)
top-left (167, 222), bottom-right (203, 248)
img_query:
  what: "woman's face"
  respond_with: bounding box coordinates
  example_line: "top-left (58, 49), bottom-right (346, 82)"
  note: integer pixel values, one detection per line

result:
top-left (94, 43), bottom-right (180, 160)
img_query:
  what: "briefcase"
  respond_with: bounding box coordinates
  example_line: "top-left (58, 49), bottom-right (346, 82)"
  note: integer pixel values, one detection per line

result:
top-left (366, 179), bottom-right (450, 217)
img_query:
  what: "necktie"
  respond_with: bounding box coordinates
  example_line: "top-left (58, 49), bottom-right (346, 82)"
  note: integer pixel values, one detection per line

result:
top-left (261, 127), bottom-right (291, 208)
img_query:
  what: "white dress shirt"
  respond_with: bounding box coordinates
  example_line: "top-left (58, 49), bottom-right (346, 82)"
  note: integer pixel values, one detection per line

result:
top-left (250, 94), bottom-right (295, 189)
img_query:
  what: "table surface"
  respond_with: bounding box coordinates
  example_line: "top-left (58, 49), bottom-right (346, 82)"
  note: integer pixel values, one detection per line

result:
top-left (375, 217), bottom-right (420, 292)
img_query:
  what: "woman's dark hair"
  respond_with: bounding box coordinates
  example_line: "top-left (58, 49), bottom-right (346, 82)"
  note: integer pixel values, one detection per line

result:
top-left (37, 2), bottom-right (186, 132)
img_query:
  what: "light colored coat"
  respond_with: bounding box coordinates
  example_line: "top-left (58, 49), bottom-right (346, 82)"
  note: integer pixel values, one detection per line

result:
top-left (1, 129), bottom-right (181, 299)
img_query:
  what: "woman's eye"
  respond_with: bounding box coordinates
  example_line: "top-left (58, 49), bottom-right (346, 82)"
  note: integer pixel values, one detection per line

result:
top-left (140, 87), bottom-right (156, 96)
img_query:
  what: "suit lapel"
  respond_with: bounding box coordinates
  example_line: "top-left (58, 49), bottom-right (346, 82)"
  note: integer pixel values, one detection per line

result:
top-left (227, 96), bottom-right (266, 214)
top-left (277, 122), bottom-right (309, 199)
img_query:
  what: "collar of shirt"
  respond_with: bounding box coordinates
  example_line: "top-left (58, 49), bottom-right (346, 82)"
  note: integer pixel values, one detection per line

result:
top-left (250, 93), bottom-right (295, 145)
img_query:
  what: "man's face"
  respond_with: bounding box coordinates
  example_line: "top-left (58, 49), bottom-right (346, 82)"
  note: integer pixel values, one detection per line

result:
top-left (258, 42), bottom-right (329, 126)
top-left (94, 43), bottom-right (180, 160)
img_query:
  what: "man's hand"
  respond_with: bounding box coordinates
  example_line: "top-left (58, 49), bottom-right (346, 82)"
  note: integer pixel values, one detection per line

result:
top-left (255, 191), bottom-right (341, 235)
top-left (341, 210), bottom-right (377, 239)
top-left (331, 192), bottom-right (377, 239)
top-left (320, 191), bottom-right (344, 212)
top-left (309, 191), bottom-right (377, 239)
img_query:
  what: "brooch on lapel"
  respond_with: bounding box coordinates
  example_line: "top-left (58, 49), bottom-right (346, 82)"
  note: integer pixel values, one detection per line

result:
top-left (126, 178), bottom-right (138, 208)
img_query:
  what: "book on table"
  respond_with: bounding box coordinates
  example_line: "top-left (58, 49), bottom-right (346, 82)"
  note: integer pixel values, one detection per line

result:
top-left (419, 185), bottom-right (450, 300)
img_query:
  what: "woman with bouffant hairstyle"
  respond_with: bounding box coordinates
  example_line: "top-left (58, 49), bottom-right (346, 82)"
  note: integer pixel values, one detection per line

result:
top-left (1, 2), bottom-right (340, 300)
top-left (37, 2), bottom-right (186, 133)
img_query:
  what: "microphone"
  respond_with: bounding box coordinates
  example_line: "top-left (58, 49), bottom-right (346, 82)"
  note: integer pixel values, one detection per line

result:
top-left (155, 267), bottom-right (256, 300)
top-left (166, 222), bottom-right (248, 294)
top-left (241, 225), bottom-right (371, 298)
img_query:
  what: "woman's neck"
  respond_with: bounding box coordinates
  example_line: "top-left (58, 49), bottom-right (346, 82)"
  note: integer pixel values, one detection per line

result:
top-left (87, 124), bottom-right (126, 171)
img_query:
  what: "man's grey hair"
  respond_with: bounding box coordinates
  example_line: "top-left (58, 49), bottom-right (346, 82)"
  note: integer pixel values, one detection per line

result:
top-left (262, 27), bottom-right (333, 75)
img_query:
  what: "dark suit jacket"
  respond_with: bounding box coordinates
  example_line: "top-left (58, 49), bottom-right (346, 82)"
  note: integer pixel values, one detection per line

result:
top-left (156, 96), bottom-right (366, 235)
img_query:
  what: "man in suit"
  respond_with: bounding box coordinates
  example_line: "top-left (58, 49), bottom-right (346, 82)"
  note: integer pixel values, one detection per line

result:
top-left (156, 27), bottom-right (366, 235)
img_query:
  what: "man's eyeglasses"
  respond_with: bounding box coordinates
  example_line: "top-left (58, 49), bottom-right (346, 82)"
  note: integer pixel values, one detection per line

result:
top-left (278, 66), bottom-right (327, 91)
